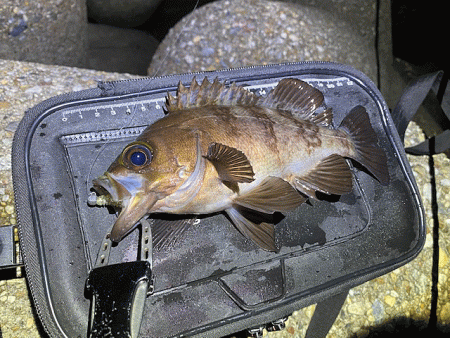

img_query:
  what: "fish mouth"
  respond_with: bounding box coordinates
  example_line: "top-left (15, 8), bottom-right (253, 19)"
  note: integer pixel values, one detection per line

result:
top-left (92, 173), bottom-right (122, 206)
top-left (92, 172), bottom-right (157, 242)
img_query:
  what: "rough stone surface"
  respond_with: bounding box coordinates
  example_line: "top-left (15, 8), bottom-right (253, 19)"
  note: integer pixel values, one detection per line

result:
top-left (0, 0), bottom-right (87, 68)
top-left (148, 0), bottom-right (378, 83)
top-left (0, 60), bottom-right (139, 338)
top-left (86, 23), bottom-right (159, 75)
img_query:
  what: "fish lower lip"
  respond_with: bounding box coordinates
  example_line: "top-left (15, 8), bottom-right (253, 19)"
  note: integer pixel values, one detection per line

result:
top-left (109, 192), bottom-right (157, 242)
top-left (92, 174), bottom-right (121, 204)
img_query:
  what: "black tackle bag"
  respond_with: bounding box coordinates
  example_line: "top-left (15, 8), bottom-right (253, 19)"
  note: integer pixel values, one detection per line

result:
top-left (12, 62), bottom-right (440, 338)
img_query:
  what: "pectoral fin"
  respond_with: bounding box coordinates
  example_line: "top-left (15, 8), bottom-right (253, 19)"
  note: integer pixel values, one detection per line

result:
top-left (234, 176), bottom-right (306, 213)
top-left (205, 143), bottom-right (255, 183)
top-left (292, 154), bottom-right (353, 199)
top-left (226, 208), bottom-right (277, 252)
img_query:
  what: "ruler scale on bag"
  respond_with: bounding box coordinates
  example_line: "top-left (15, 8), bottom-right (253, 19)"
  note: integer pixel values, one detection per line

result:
top-left (11, 63), bottom-right (425, 338)
top-left (56, 77), bottom-right (356, 126)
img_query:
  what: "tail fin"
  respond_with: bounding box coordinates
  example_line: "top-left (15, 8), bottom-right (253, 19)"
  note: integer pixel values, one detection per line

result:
top-left (340, 106), bottom-right (390, 185)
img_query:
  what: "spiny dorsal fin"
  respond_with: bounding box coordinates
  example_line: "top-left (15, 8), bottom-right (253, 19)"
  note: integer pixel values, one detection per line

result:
top-left (258, 78), bottom-right (325, 121)
top-left (165, 77), bottom-right (260, 112)
top-left (165, 77), bottom-right (329, 125)
top-left (205, 143), bottom-right (255, 184)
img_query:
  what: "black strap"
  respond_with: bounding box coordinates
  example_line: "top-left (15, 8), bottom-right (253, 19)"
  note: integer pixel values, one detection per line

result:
top-left (406, 130), bottom-right (450, 155)
top-left (305, 290), bottom-right (349, 338)
top-left (86, 261), bottom-right (152, 338)
top-left (391, 71), bottom-right (449, 155)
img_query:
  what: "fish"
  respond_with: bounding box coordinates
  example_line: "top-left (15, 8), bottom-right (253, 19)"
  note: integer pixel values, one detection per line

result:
top-left (91, 77), bottom-right (389, 251)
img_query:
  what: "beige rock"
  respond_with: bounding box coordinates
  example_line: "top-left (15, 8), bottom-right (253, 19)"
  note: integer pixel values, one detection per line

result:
top-left (347, 302), bottom-right (366, 316)
top-left (439, 248), bottom-right (449, 268)
top-left (439, 302), bottom-right (450, 324)
top-left (5, 205), bottom-right (14, 214)
top-left (384, 295), bottom-right (396, 307)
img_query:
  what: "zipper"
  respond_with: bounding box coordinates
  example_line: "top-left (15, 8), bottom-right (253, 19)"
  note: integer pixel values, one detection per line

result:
top-left (101, 60), bottom-right (333, 86)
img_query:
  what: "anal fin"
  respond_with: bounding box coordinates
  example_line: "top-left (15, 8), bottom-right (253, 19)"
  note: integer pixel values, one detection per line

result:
top-left (226, 208), bottom-right (277, 252)
top-left (293, 154), bottom-right (353, 199)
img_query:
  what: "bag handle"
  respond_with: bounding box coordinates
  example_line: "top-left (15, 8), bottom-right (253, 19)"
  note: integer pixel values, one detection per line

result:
top-left (391, 71), bottom-right (449, 155)
top-left (86, 219), bottom-right (153, 338)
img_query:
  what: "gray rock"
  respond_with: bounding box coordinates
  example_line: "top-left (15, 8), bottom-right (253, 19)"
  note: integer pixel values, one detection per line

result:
top-left (87, 23), bottom-right (159, 75)
top-left (372, 298), bottom-right (385, 323)
top-left (0, 0), bottom-right (87, 68)
top-left (148, 0), bottom-right (378, 83)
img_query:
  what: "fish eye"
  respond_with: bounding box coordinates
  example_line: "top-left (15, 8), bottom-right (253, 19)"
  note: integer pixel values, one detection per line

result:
top-left (122, 143), bottom-right (153, 168)
top-left (130, 150), bottom-right (147, 166)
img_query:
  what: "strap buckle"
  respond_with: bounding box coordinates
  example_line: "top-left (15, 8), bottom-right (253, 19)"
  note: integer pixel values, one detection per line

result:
top-left (86, 218), bottom-right (153, 338)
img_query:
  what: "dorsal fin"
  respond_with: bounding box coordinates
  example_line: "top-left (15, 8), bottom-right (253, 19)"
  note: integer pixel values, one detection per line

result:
top-left (258, 78), bottom-right (325, 121)
top-left (310, 108), bottom-right (334, 127)
top-left (165, 77), bottom-right (259, 112)
top-left (165, 77), bottom-right (328, 124)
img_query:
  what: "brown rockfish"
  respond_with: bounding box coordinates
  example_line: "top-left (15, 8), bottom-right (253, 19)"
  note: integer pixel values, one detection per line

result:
top-left (92, 77), bottom-right (389, 251)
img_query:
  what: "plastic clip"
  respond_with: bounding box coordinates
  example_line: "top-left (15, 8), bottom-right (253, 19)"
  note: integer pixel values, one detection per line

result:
top-left (86, 218), bottom-right (153, 338)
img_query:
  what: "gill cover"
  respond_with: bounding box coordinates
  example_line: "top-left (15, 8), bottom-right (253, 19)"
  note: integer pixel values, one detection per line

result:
top-left (151, 134), bottom-right (205, 212)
